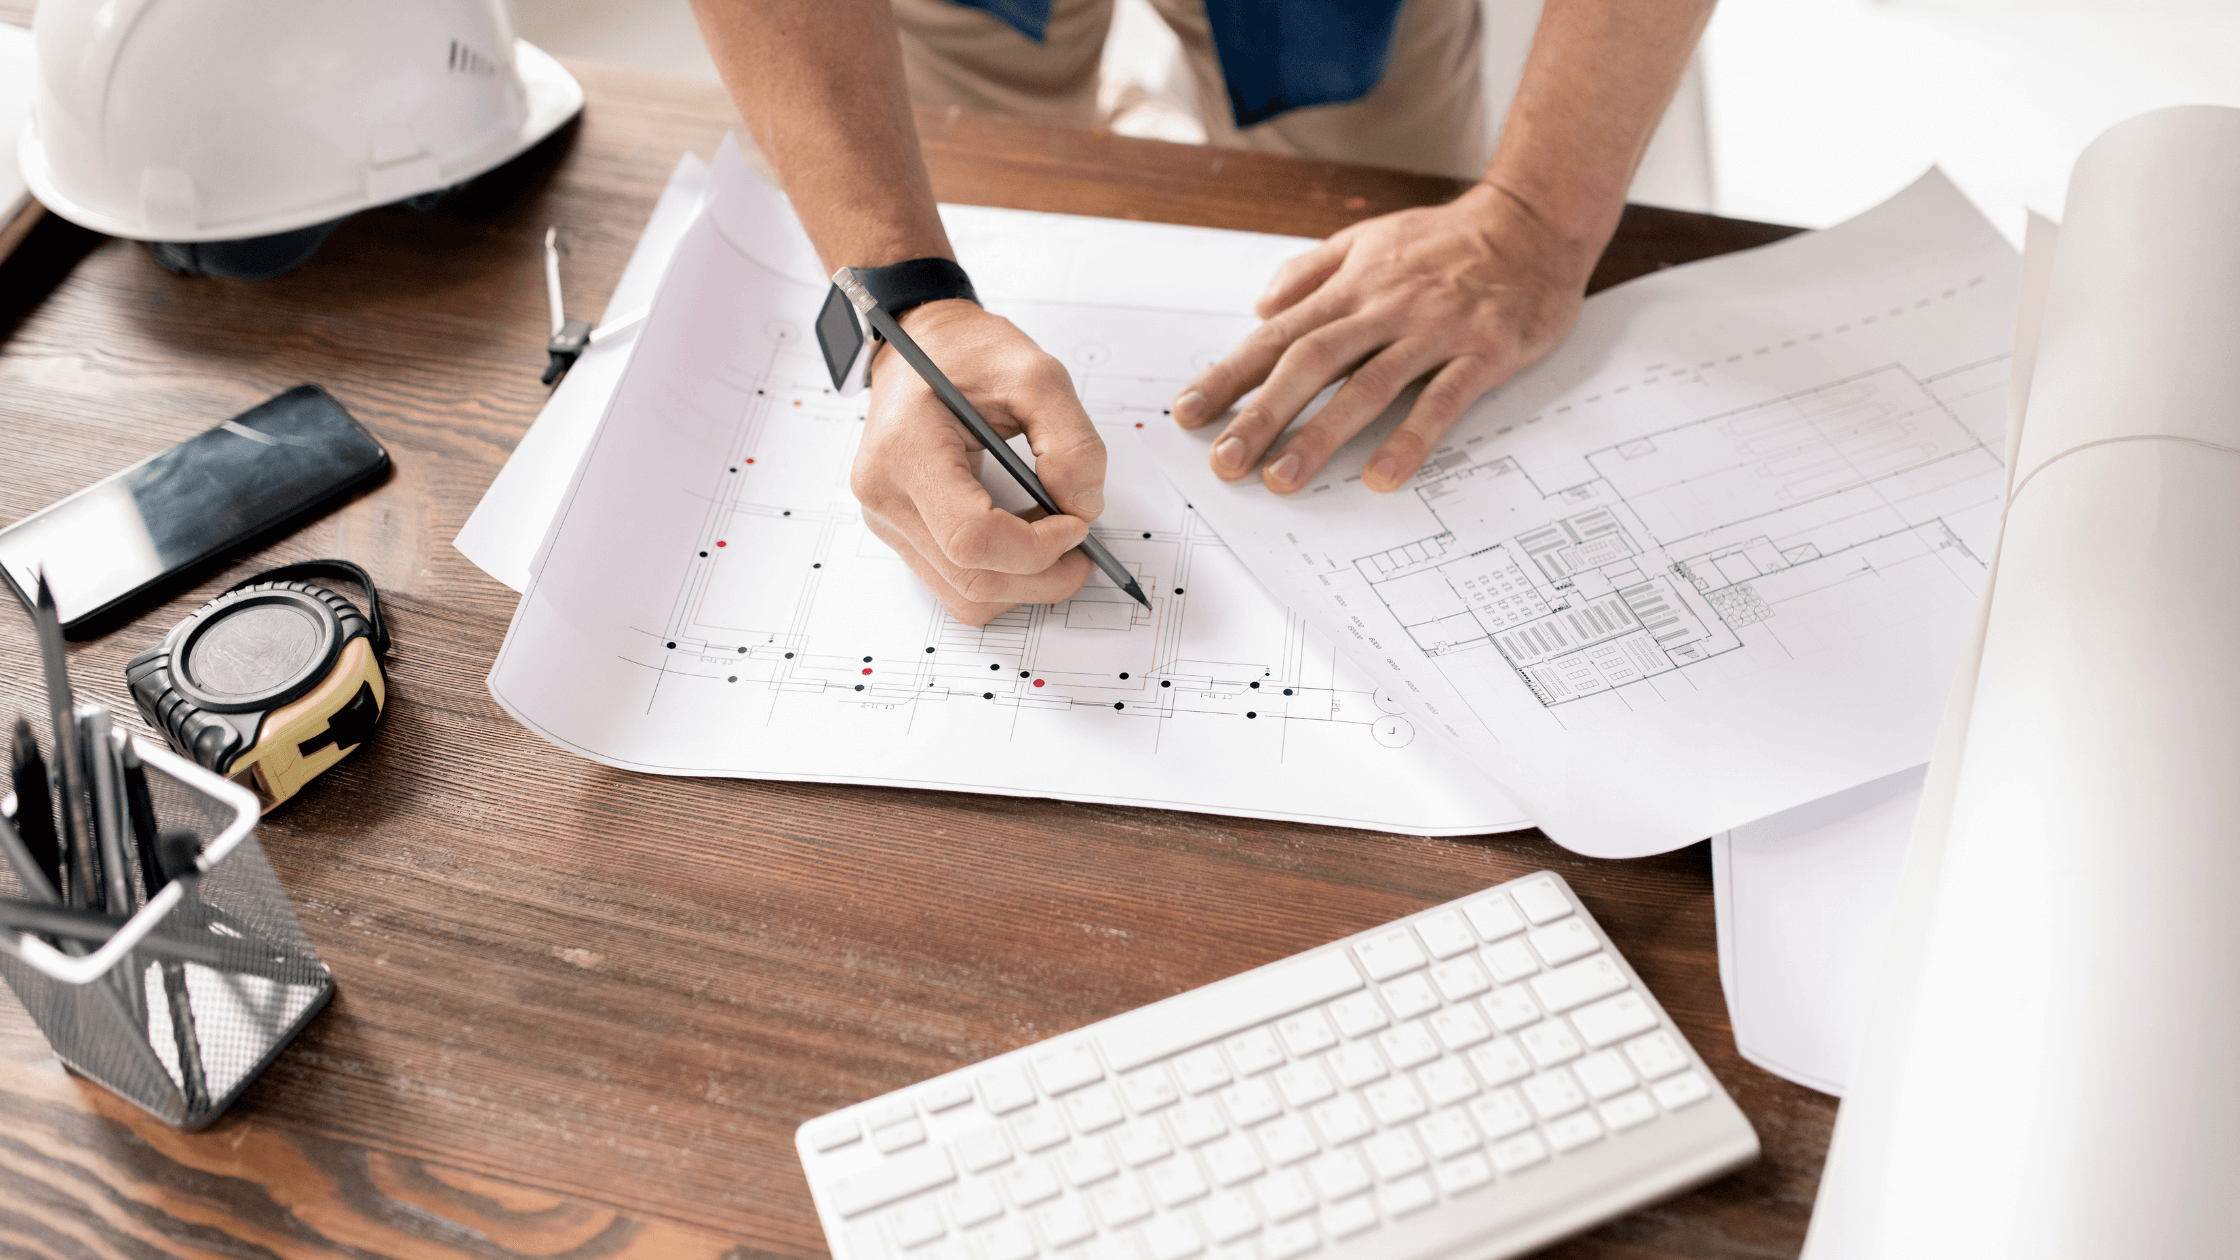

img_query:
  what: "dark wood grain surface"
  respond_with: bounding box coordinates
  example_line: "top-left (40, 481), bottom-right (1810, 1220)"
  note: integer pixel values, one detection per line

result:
top-left (0, 58), bottom-right (1826, 1260)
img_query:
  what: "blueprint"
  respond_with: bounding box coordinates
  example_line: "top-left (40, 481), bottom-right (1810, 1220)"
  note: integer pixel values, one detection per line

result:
top-left (1144, 171), bottom-right (2018, 856)
top-left (487, 141), bottom-right (1529, 835)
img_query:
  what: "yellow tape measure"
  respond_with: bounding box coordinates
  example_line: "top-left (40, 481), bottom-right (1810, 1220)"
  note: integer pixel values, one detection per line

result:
top-left (126, 561), bottom-right (388, 812)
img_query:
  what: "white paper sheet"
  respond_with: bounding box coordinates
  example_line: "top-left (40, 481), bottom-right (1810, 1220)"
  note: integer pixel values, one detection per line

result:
top-left (1140, 172), bottom-right (2017, 857)
top-left (454, 151), bottom-right (711, 592)
top-left (486, 140), bottom-right (1529, 835)
top-left (1, 24), bottom-right (34, 236)
top-left (1804, 106), bottom-right (2240, 1260)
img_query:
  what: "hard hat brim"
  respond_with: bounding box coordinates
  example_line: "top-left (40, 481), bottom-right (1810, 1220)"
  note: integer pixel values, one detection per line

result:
top-left (19, 39), bottom-right (586, 244)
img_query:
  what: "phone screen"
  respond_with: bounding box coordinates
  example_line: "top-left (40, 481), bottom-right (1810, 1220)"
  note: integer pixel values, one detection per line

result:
top-left (0, 385), bottom-right (389, 630)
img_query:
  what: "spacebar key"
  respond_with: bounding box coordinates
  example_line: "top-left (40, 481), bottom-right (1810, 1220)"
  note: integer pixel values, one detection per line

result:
top-left (828, 1146), bottom-right (955, 1217)
top-left (1098, 949), bottom-right (1364, 1072)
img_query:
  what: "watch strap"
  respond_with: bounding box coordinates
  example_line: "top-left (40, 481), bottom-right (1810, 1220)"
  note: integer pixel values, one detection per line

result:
top-left (856, 257), bottom-right (979, 331)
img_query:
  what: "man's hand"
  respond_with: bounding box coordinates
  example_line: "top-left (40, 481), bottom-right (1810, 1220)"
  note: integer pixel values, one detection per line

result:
top-left (1169, 182), bottom-right (1599, 494)
top-left (853, 299), bottom-right (1107, 626)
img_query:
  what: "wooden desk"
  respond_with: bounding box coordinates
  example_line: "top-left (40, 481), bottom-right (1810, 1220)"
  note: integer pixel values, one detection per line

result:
top-left (0, 60), bottom-right (1833, 1259)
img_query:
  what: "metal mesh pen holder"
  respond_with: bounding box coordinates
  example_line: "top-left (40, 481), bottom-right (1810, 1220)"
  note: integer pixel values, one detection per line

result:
top-left (0, 732), bottom-right (332, 1129)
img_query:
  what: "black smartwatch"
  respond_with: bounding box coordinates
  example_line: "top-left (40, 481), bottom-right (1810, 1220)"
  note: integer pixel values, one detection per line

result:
top-left (816, 257), bottom-right (980, 392)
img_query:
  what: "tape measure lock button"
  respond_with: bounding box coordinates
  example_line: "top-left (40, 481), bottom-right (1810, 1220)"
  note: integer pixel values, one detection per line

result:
top-left (127, 561), bottom-right (389, 813)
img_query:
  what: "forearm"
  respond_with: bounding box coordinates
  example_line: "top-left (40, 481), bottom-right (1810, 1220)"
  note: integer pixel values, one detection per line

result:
top-left (690, 0), bottom-right (951, 270)
top-left (1484, 0), bottom-right (1717, 266)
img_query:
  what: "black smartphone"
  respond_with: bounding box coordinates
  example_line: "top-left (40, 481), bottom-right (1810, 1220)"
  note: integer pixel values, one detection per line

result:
top-left (0, 385), bottom-right (389, 635)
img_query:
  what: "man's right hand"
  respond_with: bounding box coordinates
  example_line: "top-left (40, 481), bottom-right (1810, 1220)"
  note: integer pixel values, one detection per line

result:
top-left (850, 299), bottom-right (1109, 626)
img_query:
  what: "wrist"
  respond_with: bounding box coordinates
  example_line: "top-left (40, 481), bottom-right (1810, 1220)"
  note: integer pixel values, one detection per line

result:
top-left (1458, 177), bottom-right (1614, 286)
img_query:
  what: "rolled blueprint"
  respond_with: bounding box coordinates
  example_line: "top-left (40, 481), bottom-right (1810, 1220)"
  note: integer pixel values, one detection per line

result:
top-left (1805, 106), bottom-right (2240, 1258)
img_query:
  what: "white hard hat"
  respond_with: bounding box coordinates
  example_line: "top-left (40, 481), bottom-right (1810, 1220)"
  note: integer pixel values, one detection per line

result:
top-left (16, 0), bottom-right (581, 272)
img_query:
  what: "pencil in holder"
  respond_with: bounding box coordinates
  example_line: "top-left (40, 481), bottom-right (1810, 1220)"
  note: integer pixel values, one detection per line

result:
top-left (0, 731), bottom-right (332, 1129)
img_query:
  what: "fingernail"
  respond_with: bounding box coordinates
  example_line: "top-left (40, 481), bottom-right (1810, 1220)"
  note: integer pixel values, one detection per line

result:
top-left (1174, 389), bottom-right (1204, 424)
top-left (1268, 452), bottom-right (1301, 486)
top-left (1073, 487), bottom-right (1104, 518)
top-left (1213, 435), bottom-right (1246, 472)
top-left (1367, 454), bottom-right (1400, 486)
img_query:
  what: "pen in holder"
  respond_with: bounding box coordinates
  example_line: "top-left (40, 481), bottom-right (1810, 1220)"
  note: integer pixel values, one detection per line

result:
top-left (0, 728), bottom-right (332, 1128)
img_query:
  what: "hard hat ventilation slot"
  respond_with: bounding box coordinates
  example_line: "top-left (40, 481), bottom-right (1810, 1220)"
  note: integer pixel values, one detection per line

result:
top-left (448, 40), bottom-right (499, 77)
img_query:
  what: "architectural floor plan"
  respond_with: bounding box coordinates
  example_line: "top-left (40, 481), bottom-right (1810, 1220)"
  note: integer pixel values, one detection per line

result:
top-left (488, 143), bottom-right (1527, 835)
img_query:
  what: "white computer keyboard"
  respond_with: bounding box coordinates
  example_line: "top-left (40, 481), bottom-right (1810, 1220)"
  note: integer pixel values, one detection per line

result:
top-left (797, 871), bottom-right (1758, 1260)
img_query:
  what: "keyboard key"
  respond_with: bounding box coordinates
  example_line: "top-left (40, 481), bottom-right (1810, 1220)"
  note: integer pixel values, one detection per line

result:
top-left (1462, 894), bottom-right (1526, 941)
top-left (1171, 1100), bottom-right (1228, 1146)
top-left (1322, 1195), bottom-right (1378, 1239)
top-left (1528, 918), bottom-right (1600, 967)
top-left (1274, 1060), bottom-right (1337, 1108)
top-left (829, 1145), bottom-right (955, 1217)
top-left (1081, 1241), bottom-right (1133, 1260)
top-left (1429, 957), bottom-right (1492, 1002)
top-left (1520, 1020), bottom-right (1584, 1067)
top-left (1490, 1130), bottom-right (1550, 1174)
top-left (1546, 1110), bottom-right (1603, 1153)
top-left (891, 1199), bottom-right (945, 1247)
top-left (1573, 1050), bottom-right (1636, 1100)
top-left (1326, 1043), bottom-right (1389, 1088)
top-left (1277, 1010), bottom-right (1339, 1058)
top-left (1625, 1030), bottom-right (1690, 1081)
top-left (1522, 1069), bottom-right (1587, 1119)
top-left (1225, 1028), bottom-right (1285, 1076)
top-left (1120, 1066), bottom-right (1180, 1113)
top-left (1364, 1076), bottom-right (1428, 1125)
top-left (866, 1097), bottom-right (916, 1129)
top-left (956, 1128), bottom-right (1013, 1173)
top-left (1381, 974), bottom-right (1441, 1020)
top-left (1482, 987), bottom-right (1542, 1032)
top-left (1098, 951), bottom-right (1363, 1073)
top-left (1203, 1134), bottom-right (1265, 1186)
top-left (1036, 1197), bottom-right (1095, 1247)
top-left (922, 1079), bottom-right (975, 1113)
top-left (1377, 1173), bottom-right (1436, 1218)
top-left (1653, 1070), bottom-right (1713, 1111)
top-left (1143, 1215), bottom-right (1204, 1260)
top-left (1307, 1148), bottom-right (1371, 1199)
top-left (1258, 1114), bottom-right (1319, 1165)
top-left (1355, 927), bottom-right (1429, 980)
top-left (1115, 1120), bottom-right (1173, 1166)
top-left (1529, 955), bottom-right (1627, 1013)
top-left (974, 1218), bottom-right (1037, 1260)
top-left (1482, 939), bottom-right (1540, 984)
top-left (1415, 909), bottom-right (1477, 959)
top-left (1418, 1107), bottom-right (1481, 1160)
top-left (806, 1119), bottom-right (858, 1152)
top-left (982, 1068), bottom-right (1038, 1115)
top-left (1309, 1095), bottom-right (1374, 1145)
top-left (1601, 1091), bottom-right (1658, 1132)
top-left (1067, 1083), bottom-right (1126, 1133)
top-left (1202, 1189), bottom-right (1260, 1242)
top-left (1417, 1058), bottom-right (1479, 1107)
top-left (1035, 1043), bottom-right (1105, 1096)
top-left (873, 1119), bottom-right (926, 1153)
top-left (1013, 1107), bottom-right (1070, 1152)
top-left (1146, 1155), bottom-right (1209, 1207)
top-left (1094, 1173), bottom-right (1153, 1226)
top-left (1510, 876), bottom-right (1572, 924)
top-left (914, 1239), bottom-right (967, 1260)
top-left (1327, 992), bottom-right (1389, 1038)
top-left (1255, 1168), bottom-right (1316, 1221)
top-left (1363, 1129), bottom-right (1427, 1180)
top-left (1003, 1158), bottom-right (1063, 1206)
top-left (949, 1181), bottom-right (1005, 1227)
top-left (1263, 1219), bottom-right (1319, 1260)
top-left (1174, 1049), bottom-right (1232, 1095)
top-left (1571, 992), bottom-right (1659, 1049)
top-left (1429, 1004), bottom-right (1492, 1051)
top-left (1468, 1089), bottom-right (1534, 1139)
top-left (1433, 1153), bottom-right (1493, 1196)
top-left (1468, 1039), bottom-right (1532, 1086)
top-left (1061, 1138), bottom-right (1118, 1186)
top-left (1378, 1021), bottom-right (1441, 1069)
top-left (1221, 1079), bottom-right (1282, 1127)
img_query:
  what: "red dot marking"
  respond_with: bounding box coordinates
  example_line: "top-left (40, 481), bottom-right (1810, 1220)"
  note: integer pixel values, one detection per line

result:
top-left (746, 458), bottom-right (756, 464)
top-left (862, 668), bottom-right (873, 675)
top-left (1033, 679), bottom-right (1045, 688)
top-left (1134, 422), bottom-right (1144, 429)
top-left (716, 540), bottom-right (727, 547)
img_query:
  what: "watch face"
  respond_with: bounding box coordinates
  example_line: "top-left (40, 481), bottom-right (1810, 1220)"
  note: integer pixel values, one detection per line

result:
top-left (816, 284), bottom-right (866, 392)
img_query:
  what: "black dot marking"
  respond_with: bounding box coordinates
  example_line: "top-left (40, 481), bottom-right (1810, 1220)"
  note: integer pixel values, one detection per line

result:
top-left (756, 390), bottom-right (765, 395)
top-left (990, 663), bottom-right (1000, 670)
top-left (729, 467), bottom-right (737, 473)
top-left (1119, 672), bottom-right (1130, 680)
top-left (1020, 670), bottom-right (1030, 677)
top-left (1283, 688), bottom-right (1294, 695)
top-left (1250, 681), bottom-right (1260, 690)
top-left (665, 641), bottom-right (676, 649)
top-left (1174, 588), bottom-right (1184, 595)
top-left (698, 551), bottom-right (708, 557)
top-left (983, 692), bottom-right (994, 699)
top-left (863, 656), bottom-right (873, 663)
top-left (783, 510), bottom-right (792, 516)
top-left (925, 647), bottom-right (935, 654)
top-left (785, 652), bottom-right (795, 659)
top-left (1161, 680), bottom-right (1171, 688)
top-left (1114, 703), bottom-right (1125, 710)
top-left (1141, 532), bottom-right (1151, 539)
top-left (728, 676), bottom-right (738, 683)
top-left (1247, 711), bottom-right (1257, 719)
top-left (855, 684), bottom-right (865, 691)
top-left (813, 563), bottom-right (822, 569)
top-left (737, 647), bottom-right (747, 654)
